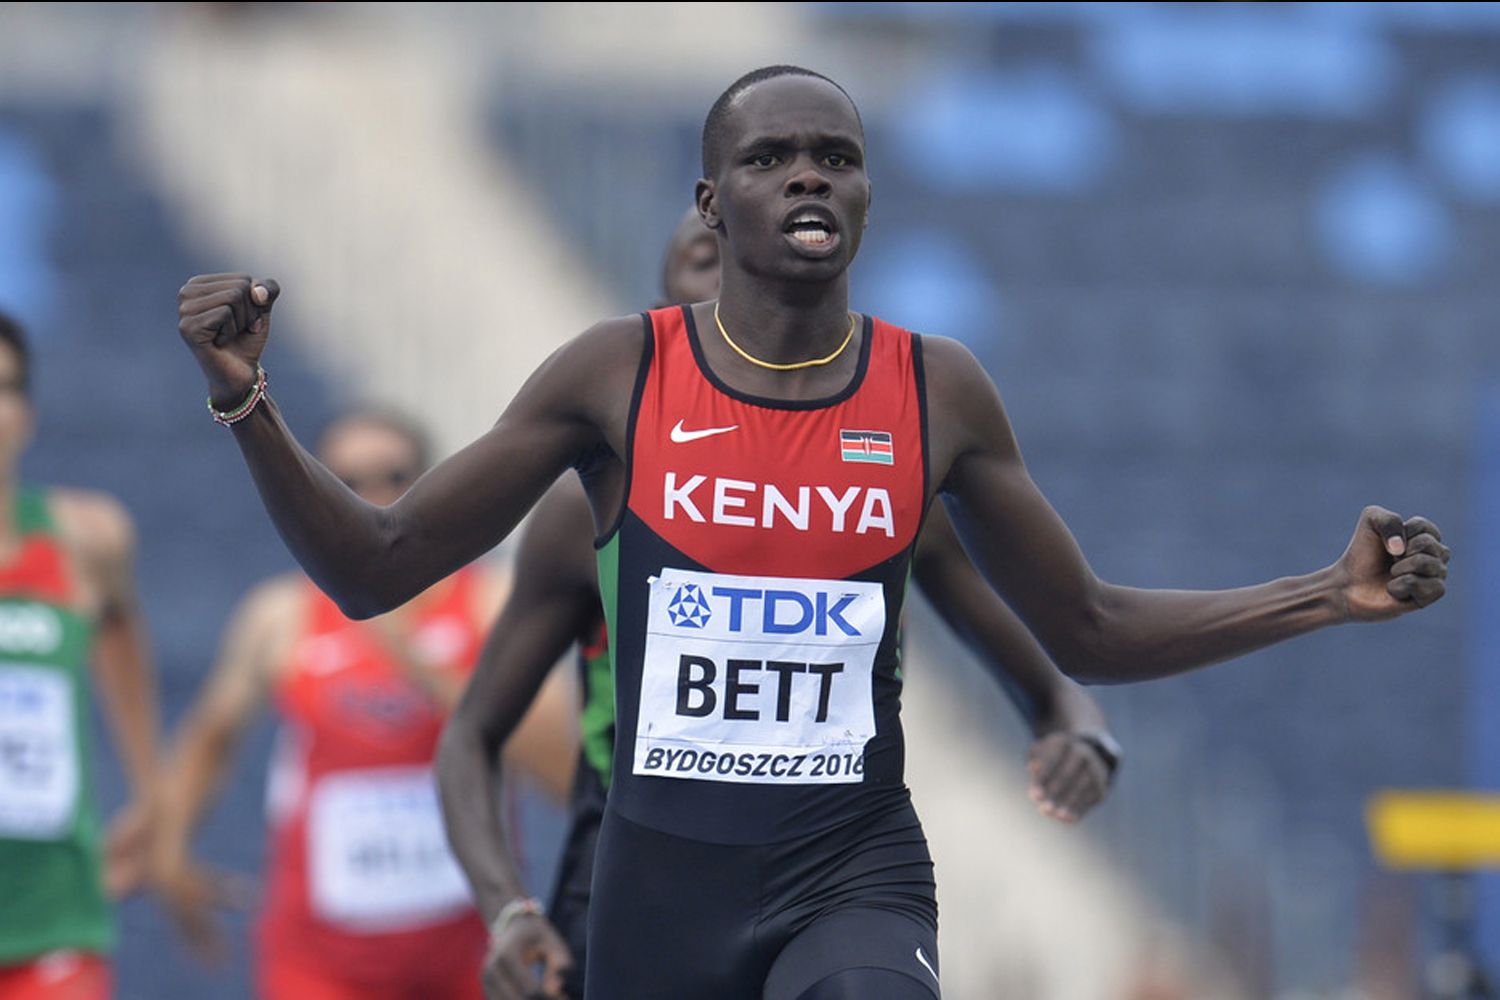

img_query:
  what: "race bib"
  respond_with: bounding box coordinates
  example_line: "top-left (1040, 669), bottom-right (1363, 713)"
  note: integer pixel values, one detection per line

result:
top-left (0, 665), bottom-right (79, 839)
top-left (307, 766), bottom-right (472, 929)
top-left (633, 568), bottom-right (882, 785)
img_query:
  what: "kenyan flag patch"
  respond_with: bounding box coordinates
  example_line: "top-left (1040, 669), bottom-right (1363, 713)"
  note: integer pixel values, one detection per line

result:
top-left (840, 429), bottom-right (894, 464)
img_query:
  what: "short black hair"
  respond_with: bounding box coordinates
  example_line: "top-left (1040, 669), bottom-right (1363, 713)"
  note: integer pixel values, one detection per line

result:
top-left (701, 65), bottom-right (862, 180)
top-left (316, 405), bottom-right (433, 472)
top-left (0, 308), bottom-right (32, 396)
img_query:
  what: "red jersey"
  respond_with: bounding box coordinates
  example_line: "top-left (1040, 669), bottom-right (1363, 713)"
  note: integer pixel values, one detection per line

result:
top-left (255, 568), bottom-right (488, 989)
top-left (599, 306), bottom-right (929, 844)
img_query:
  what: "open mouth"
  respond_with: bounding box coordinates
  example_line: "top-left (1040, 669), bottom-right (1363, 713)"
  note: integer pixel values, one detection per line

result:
top-left (786, 213), bottom-right (835, 247)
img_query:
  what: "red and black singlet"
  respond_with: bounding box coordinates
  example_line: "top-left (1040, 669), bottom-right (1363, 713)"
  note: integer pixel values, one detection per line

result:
top-left (596, 305), bottom-right (930, 844)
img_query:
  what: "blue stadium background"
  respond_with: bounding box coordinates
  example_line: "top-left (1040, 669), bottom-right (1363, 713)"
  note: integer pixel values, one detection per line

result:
top-left (2, 3), bottom-right (1498, 997)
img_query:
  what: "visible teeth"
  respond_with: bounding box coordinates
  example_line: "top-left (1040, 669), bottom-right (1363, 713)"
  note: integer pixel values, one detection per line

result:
top-left (788, 216), bottom-right (832, 245)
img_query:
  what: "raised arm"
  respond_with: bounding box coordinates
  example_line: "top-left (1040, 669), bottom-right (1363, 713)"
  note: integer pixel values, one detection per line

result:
top-left (921, 336), bottom-right (1449, 684)
top-left (54, 488), bottom-right (163, 899)
top-left (437, 475), bottom-right (601, 1000)
top-left (913, 502), bottom-right (1118, 823)
top-left (176, 274), bottom-right (637, 618)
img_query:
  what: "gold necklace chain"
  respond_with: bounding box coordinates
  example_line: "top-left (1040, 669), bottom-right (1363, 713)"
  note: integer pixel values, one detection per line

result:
top-left (714, 302), bottom-right (856, 372)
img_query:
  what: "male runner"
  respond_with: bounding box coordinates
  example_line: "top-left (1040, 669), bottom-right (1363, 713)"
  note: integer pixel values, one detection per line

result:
top-left (150, 407), bottom-right (571, 1000)
top-left (0, 309), bottom-right (163, 1000)
top-left (176, 66), bottom-right (1448, 1000)
top-left (438, 207), bottom-right (1122, 1000)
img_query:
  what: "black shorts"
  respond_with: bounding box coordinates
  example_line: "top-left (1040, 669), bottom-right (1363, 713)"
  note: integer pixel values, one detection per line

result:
top-left (584, 792), bottom-right (940, 1000)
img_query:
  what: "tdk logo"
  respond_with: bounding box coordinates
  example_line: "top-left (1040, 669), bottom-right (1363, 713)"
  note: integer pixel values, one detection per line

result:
top-left (667, 584), bottom-right (712, 628)
top-left (637, 568), bottom-right (884, 784)
top-left (665, 584), bottom-right (862, 638)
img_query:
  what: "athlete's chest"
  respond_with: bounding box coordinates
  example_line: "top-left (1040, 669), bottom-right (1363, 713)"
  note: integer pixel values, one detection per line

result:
top-left (628, 312), bottom-right (926, 579)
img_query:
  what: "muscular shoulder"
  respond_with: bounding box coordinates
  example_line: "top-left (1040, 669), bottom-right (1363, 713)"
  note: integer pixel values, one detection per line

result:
top-left (919, 334), bottom-right (1012, 427)
top-left (502, 312), bottom-right (648, 465)
top-left (916, 335), bottom-right (1024, 486)
top-left (535, 314), bottom-right (647, 407)
top-left (573, 312), bottom-right (650, 355)
top-left (918, 334), bottom-right (999, 404)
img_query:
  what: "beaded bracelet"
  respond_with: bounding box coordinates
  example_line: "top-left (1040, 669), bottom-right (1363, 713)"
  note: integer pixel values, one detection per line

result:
top-left (489, 896), bottom-right (545, 941)
top-left (207, 365), bottom-right (268, 426)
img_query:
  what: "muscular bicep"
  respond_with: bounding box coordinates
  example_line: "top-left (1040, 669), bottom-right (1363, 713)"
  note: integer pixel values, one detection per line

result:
top-left (391, 323), bottom-right (632, 569)
top-left (920, 337), bottom-right (1366, 685)
top-left (269, 316), bottom-right (643, 617)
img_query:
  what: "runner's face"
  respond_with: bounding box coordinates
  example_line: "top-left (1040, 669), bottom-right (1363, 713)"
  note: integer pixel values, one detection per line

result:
top-left (705, 76), bottom-right (869, 283)
top-left (0, 343), bottom-right (34, 478)
top-left (321, 421), bottom-right (423, 506)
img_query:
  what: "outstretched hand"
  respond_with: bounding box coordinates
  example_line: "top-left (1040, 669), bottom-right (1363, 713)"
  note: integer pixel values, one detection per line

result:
top-left (177, 273), bottom-right (280, 406)
top-left (1338, 505), bottom-right (1449, 620)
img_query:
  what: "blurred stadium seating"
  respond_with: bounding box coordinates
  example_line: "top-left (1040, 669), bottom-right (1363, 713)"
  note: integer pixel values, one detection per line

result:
top-left (2, 3), bottom-right (1498, 997)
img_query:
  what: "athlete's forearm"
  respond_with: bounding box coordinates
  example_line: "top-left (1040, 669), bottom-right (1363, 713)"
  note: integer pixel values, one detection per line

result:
top-left (229, 397), bottom-right (574, 620)
top-left (940, 451), bottom-right (1350, 684)
top-left (1048, 569), bottom-right (1348, 684)
top-left (503, 666), bottom-right (580, 804)
top-left (225, 397), bottom-right (419, 616)
top-left (952, 515), bottom-right (1350, 685)
top-left (437, 613), bottom-right (577, 918)
top-left (1033, 675), bottom-right (1109, 737)
top-left (436, 718), bottom-right (533, 920)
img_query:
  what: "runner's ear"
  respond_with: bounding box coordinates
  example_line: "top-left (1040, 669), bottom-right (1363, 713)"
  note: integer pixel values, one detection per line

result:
top-left (695, 179), bottom-right (722, 231)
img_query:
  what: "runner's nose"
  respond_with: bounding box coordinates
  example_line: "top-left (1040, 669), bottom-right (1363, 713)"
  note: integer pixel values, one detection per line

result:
top-left (785, 158), bottom-right (831, 198)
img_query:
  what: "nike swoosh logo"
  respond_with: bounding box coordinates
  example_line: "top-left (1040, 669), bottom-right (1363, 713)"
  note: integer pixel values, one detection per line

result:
top-left (915, 946), bottom-right (939, 984)
top-left (670, 419), bottom-right (739, 443)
